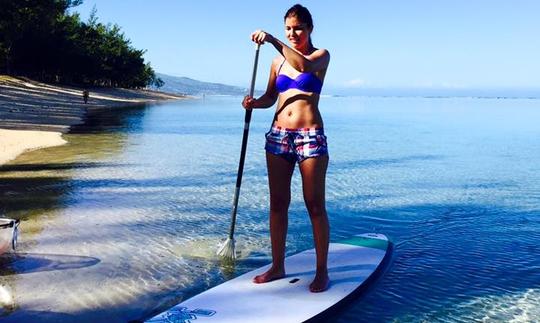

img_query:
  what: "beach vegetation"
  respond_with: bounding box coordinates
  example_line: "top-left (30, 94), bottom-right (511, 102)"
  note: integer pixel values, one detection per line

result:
top-left (0, 0), bottom-right (163, 88)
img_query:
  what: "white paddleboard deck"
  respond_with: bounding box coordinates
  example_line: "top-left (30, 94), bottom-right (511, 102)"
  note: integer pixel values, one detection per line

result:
top-left (146, 233), bottom-right (390, 323)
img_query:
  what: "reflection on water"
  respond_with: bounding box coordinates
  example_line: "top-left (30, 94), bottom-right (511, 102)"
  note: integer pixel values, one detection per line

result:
top-left (71, 104), bottom-right (150, 134)
top-left (0, 97), bottom-right (539, 322)
top-left (0, 106), bottom-right (148, 250)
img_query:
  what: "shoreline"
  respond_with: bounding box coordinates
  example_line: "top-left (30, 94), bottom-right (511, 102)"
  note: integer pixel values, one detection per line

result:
top-left (0, 75), bottom-right (186, 166)
top-left (0, 129), bottom-right (67, 165)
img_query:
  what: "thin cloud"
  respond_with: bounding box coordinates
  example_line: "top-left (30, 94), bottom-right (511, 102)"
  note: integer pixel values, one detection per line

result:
top-left (344, 78), bottom-right (368, 88)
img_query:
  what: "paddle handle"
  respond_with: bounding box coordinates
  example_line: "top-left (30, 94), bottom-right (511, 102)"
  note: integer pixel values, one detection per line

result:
top-left (228, 43), bottom-right (261, 239)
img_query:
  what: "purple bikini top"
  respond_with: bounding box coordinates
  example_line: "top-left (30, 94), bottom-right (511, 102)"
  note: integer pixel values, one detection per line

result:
top-left (275, 60), bottom-right (323, 94)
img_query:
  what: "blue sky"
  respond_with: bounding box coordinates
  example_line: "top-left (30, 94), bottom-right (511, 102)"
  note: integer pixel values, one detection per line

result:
top-left (72, 1), bottom-right (540, 91)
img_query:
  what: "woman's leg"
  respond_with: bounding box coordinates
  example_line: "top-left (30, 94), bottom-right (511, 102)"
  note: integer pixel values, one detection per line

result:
top-left (299, 155), bottom-right (330, 292)
top-left (253, 152), bottom-right (295, 283)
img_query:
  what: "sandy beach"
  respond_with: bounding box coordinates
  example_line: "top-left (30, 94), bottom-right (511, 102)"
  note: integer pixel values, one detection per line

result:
top-left (0, 129), bottom-right (66, 165)
top-left (0, 75), bottom-right (184, 165)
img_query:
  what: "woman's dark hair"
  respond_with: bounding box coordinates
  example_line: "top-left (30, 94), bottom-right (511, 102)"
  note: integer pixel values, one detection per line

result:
top-left (284, 4), bottom-right (314, 30)
top-left (284, 4), bottom-right (314, 48)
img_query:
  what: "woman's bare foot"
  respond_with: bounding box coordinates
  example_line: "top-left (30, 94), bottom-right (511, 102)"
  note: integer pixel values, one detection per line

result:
top-left (253, 266), bottom-right (285, 284)
top-left (309, 270), bottom-right (329, 293)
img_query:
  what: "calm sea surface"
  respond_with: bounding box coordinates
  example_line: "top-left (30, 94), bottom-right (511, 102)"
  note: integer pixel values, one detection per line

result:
top-left (1, 96), bottom-right (539, 322)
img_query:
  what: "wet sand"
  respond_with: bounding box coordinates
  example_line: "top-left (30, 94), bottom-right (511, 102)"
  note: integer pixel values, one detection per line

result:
top-left (0, 75), bottom-right (185, 165)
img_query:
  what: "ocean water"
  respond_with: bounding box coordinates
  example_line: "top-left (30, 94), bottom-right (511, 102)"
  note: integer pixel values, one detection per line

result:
top-left (0, 96), bottom-right (539, 322)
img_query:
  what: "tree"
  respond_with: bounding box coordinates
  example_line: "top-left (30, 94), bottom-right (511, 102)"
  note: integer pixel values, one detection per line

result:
top-left (0, 0), bottom-right (159, 88)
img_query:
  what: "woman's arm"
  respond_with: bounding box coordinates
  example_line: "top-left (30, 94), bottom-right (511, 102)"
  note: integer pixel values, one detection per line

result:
top-left (242, 57), bottom-right (280, 110)
top-left (270, 37), bottom-right (329, 73)
top-left (252, 30), bottom-right (330, 73)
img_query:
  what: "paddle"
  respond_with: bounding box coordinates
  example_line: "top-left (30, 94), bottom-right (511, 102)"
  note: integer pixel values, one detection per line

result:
top-left (217, 43), bottom-right (261, 260)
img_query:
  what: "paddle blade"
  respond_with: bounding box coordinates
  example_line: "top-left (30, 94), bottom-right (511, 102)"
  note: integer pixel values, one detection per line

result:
top-left (216, 237), bottom-right (236, 260)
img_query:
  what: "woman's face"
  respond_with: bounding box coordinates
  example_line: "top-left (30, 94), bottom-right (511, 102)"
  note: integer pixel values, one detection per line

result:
top-left (285, 16), bottom-right (312, 51)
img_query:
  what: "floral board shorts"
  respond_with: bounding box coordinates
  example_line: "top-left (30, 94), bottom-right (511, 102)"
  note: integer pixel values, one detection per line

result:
top-left (264, 126), bottom-right (329, 163)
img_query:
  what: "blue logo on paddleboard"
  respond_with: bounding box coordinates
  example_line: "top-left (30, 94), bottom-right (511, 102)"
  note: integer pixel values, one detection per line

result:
top-left (147, 306), bottom-right (216, 323)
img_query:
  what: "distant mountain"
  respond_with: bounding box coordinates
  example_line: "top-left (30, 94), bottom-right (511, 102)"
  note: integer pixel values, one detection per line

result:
top-left (155, 73), bottom-right (247, 96)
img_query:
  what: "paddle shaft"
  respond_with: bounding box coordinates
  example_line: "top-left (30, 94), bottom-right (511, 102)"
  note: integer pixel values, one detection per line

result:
top-left (228, 44), bottom-right (261, 239)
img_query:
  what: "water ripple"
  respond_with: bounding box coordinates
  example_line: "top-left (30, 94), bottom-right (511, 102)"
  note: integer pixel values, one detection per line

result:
top-left (2, 97), bottom-right (540, 322)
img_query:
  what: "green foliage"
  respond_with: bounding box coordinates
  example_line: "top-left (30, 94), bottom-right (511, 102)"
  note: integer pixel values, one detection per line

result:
top-left (0, 0), bottom-right (159, 88)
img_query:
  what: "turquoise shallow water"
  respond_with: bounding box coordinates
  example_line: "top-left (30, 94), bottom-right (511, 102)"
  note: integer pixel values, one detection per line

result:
top-left (1, 96), bottom-right (539, 322)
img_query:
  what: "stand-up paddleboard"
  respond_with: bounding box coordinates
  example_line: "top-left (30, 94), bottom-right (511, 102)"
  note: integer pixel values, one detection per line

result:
top-left (146, 233), bottom-right (391, 323)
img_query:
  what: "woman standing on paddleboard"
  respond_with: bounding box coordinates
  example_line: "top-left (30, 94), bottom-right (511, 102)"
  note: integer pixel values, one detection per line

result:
top-left (242, 4), bottom-right (331, 293)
